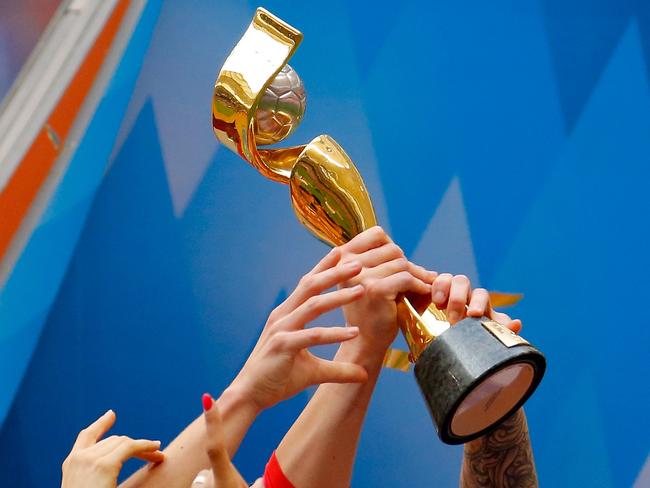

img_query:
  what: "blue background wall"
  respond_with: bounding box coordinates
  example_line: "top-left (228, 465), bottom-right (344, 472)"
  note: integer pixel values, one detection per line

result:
top-left (1, 0), bottom-right (649, 486)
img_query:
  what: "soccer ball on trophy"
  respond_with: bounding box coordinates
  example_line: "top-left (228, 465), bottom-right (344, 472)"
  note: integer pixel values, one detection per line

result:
top-left (254, 64), bottom-right (307, 145)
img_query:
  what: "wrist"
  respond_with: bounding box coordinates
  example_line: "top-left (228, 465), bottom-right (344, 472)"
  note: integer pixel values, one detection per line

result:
top-left (219, 381), bottom-right (263, 419)
top-left (211, 382), bottom-right (263, 458)
top-left (336, 336), bottom-right (387, 371)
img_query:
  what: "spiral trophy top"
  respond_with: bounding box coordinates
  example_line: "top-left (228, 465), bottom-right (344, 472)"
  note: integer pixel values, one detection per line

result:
top-left (213, 8), bottom-right (455, 363)
top-left (212, 8), bottom-right (304, 182)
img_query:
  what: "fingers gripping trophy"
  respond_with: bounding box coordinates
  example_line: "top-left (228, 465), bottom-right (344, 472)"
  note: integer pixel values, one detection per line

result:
top-left (212, 8), bottom-right (546, 444)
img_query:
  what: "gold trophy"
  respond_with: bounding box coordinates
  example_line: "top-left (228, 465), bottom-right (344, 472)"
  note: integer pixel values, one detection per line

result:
top-left (212, 8), bottom-right (546, 444)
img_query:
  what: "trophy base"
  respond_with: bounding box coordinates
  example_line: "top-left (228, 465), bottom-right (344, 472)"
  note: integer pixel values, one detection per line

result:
top-left (414, 317), bottom-right (546, 445)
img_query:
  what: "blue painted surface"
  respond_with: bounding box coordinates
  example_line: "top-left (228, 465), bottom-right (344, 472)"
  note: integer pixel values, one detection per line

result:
top-left (1, 0), bottom-right (649, 486)
top-left (0, 0), bottom-right (162, 456)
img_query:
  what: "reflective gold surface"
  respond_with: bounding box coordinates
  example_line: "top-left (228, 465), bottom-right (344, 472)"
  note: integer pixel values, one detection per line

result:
top-left (213, 7), bottom-right (451, 362)
top-left (383, 348), bottom-right (411, 372)
top-left (212, 8), bottom-right (304, 182)
top-left (290, 135), bottom-right (377, 247)
top-left (488, 291), bottom-right (523, 308)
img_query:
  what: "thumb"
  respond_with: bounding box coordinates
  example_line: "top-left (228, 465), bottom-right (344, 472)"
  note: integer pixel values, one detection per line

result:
top-left (202, 394), bottom-right (248, 488)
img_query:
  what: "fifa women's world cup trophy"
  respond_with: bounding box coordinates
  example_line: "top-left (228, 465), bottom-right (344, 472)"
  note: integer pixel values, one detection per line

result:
top-left (212, 8), bottom-right (546, 444)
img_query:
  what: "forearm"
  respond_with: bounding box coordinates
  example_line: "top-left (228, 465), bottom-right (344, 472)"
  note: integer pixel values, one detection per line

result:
top-left (460, 409), bottom-right (538, 488)
top-left (120, 385), bottom-right (259, 488)
top-left (276, 339), bottom-right (385, 488)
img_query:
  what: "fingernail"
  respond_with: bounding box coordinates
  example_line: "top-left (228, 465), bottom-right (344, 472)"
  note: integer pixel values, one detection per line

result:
top-left (346, 260), bottom-right (361, 269)
top-left (448, 311), bottom-right (459, 323)
top-left (434, 291), bottom-right (445, 303)
top-left (352, 284), bottom-right (364, 293)
top-left (347, 326), bottom-right (359, 335)
top-left (202, 393), bottom-right (213, 411)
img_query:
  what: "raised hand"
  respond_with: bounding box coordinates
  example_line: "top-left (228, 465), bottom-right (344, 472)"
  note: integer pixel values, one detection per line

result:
top-left (431, 273), bottom-right (522, 333)
top-left (269, 228), bottom-right (434, 488)
top-left (228, 247), bottom-right (369, 412)
top-left (120, 249), bottom-right (373, 488)
top-left (335, 226), bottom-right (435, 355)
top-left (62, 410), bottom-right (163, 488)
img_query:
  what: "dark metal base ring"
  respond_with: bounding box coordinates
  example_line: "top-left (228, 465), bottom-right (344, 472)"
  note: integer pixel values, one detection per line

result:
top-left (414, 317), bottom-right (546, 445)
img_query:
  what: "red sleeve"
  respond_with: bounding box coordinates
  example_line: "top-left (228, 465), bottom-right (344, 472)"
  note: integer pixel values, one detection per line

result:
top-left (263, 451), bottom-right (295, 488)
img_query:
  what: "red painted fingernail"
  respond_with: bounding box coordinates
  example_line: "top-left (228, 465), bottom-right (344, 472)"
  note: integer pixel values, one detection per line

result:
top-left (202, 393), bottom-right (213, 411)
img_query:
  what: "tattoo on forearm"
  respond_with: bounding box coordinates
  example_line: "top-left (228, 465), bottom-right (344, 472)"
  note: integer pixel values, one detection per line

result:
top-left (460, 409), bottom-right (538, 488)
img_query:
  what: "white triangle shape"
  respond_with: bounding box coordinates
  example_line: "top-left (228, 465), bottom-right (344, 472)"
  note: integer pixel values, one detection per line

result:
top-left (107, 2), bottom-right (253, 217)
top-left (410, 176), bottom-right (479, 285)
top-left (634, 453), bottom-right (650, 488)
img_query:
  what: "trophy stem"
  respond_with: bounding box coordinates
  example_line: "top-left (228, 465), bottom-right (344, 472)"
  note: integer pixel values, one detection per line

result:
top-left (396, 295), bottom-right (450, 362)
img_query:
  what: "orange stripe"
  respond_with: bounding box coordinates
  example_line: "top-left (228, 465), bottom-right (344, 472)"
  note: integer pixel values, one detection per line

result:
top-left (0, 0), bottom-right (132, 263)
